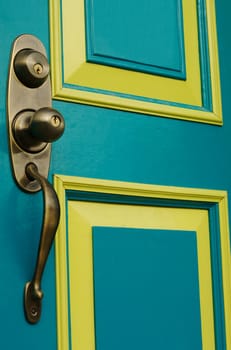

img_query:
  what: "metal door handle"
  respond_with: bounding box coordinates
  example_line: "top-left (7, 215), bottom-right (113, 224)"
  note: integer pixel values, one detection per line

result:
top-left (7, 35), bottom-right (65, 324)
top-left (24, 163), bottom-right (60, 324)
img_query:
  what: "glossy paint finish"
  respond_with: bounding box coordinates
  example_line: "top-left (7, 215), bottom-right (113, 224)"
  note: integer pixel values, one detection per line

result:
top-left (93, 227), bottom-right (202, 350)
top-left (85, 0), bottom-right (186, 78)
top-left (54, 175), bottom-right (231, 349)
top-left (51, 0), bottom-right (221, 123)
top-left (0, 0), bottom-right (230, 349)
top-left (0, 2), bottom-right (56, 349)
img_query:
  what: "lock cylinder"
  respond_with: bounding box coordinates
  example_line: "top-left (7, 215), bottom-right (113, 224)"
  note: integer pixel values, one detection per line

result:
top-left (14, 49), bottom-right (50, 88)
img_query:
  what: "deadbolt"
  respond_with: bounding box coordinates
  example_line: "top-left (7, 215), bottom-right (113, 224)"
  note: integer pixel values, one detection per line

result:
top-left (14, 49), bottom-right (49, 88)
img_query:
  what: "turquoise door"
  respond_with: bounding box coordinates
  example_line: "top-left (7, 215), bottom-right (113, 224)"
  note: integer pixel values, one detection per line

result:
top-left (0, 0), bottom-right (231, 349)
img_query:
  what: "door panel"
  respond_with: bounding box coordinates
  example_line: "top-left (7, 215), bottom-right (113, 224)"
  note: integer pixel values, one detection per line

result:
top-left (50, 0), bottom-right (221, 123)
top-left (0, 0), bottom-right (231, 349)
top-left (54, 176), bottom-right (231, 349)
top-left (55, 176), bottom-right (231, 349)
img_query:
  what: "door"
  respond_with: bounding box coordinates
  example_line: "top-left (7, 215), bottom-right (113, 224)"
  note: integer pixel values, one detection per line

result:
top-left (0, 0), bottom-right (231, 349)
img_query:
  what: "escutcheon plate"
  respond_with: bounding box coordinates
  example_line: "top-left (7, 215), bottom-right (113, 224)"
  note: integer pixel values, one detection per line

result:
top-left (7, 34), bottom-right (52, 192)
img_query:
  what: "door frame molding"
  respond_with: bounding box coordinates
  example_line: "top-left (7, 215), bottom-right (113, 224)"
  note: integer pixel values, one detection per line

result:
top-left (49, 0), bottom-right (222, 125)
top-left (54, 174), bottom-right (231, 349)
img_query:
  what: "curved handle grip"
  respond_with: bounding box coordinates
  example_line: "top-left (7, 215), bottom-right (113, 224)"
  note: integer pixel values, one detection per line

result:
top-left (24, 163), bottom-right (60, 324)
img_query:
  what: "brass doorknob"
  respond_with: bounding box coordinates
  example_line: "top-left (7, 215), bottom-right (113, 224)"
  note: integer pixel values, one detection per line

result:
top-left (13, 107), bottom-right (65, 153)
top-left (29, 107), bottom-right (65, 142)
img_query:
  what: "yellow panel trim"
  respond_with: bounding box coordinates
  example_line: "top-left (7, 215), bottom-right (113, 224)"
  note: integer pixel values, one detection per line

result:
top-left (56, 0), bottom-right (200, 102)
top-left (54, 175), bottom-right (231, 349)
top-left (50, 86), bottom-right (221, 124)
top-left (219, 195), bottom-right (231, 347)
top-left (68, 206), bottom-right (95, 350)
top-left (68, 201), bottom-right (214, 349)
top-left (206, 0), bottom-right (223, 120)
top-left (62, 0), bottom-right (201, 105)
top-left (49, 0), bottom-right (222, 125)
top-left (54, 175), bottom-right (69, 350)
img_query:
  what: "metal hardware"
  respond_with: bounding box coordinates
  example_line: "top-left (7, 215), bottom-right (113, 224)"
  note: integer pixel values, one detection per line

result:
top-left (7, 34), bottom-right (65, 192)
top-left (24, 163), bottom-right (60, 324)
top-left (7, 34), bottom-right (65, 324)
top-left (13, 107), bottom-right (64, 153)
top-left (14, 49), bottom-right (50, 88)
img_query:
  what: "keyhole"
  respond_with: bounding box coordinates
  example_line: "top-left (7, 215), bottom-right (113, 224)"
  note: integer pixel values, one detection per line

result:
top-left (33, 63), bottom-right (43, 75)
top-left (51, 115), bottom-right (61, 127)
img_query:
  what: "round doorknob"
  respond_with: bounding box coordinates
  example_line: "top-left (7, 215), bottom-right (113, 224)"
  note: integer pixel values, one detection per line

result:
top-left (30, 107), bottom-right (65, 143)
top-left (14, 49), bottom-right (50, 88)
top-left (13, 107), bottom-right (65, 153)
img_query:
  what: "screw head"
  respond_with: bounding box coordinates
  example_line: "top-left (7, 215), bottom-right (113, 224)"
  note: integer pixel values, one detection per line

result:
top-left (31, 307), bottom-right (38, 317)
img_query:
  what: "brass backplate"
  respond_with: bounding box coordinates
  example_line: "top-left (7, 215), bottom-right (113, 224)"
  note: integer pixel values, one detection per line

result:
top-left (8, 34), bottom-right (51, 192)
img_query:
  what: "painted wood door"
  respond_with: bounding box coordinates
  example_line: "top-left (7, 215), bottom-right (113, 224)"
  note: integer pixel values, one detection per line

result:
top-left (0, 0), bottom-right (231, 349)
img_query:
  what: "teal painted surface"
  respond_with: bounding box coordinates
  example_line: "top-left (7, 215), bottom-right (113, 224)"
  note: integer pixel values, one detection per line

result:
top-left (85, 0), bottom-right (186, 79)
top-left (0, 1), bottom-right (57, 349)
top-left (209, 204), bottom-right (226, 349)
top-left (73, 0), bottom-right (212, 111)
top-left (65, 190), bottom-right (226, 348)
top-left (0, 0), bottom-right (231, 349)
top-left (197, 0), bottom-right (213, 109)
top-left (92, 227), bottom-right (202, 349)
